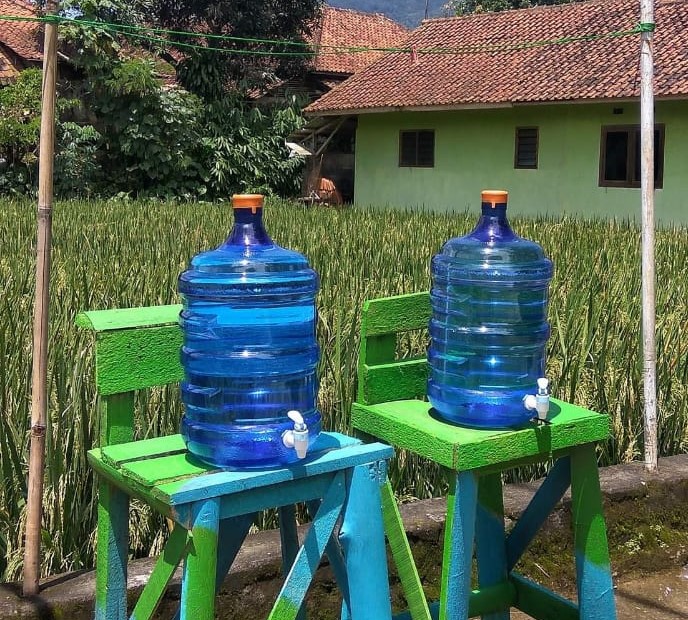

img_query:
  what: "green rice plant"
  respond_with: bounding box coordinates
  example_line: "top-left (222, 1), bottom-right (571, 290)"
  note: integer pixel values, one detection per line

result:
top-left (0, 197), bottom-right (687, 581)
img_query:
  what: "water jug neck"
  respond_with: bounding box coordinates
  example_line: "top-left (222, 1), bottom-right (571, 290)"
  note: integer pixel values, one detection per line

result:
top-left (472, 198), bottom-right (516, 242)
top-left (226, 203), bottom-right (273, 247)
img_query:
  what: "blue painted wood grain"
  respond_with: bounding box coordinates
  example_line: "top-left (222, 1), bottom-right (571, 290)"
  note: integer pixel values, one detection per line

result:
top-left (268, 471), bottom-right (346, 619)
top-left (441, 471), bottom-right (478, 620)
top-left (306, 500), bottom-right (351, 620)
top-left (505, 456), bottom-right (571, 571)
top-left (339, 464), bottom-right (392, 620)
top-left (278, 506), bottom-right (307, 620)
top-left (475, 474), bottom-right (509, 620)
top-left (163, 441), bottom-right (393, 505)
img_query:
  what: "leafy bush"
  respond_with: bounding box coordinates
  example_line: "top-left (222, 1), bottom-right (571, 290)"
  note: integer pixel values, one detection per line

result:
top-left (0, 69), bottom-right (43, 194)
top-left (93, 59), bottom-right (207, 198)
top-left (200, 98), bottom-right (306, 198)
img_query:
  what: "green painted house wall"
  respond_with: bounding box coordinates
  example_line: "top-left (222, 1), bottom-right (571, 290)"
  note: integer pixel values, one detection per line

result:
top-left (353, 101), bottom-right (688, 224)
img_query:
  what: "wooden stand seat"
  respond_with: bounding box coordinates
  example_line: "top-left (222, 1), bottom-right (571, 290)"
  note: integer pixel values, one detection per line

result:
top-left (79, 306), bottom-right (394, 620)
top-left (351, 292), bottom-right (618, 620)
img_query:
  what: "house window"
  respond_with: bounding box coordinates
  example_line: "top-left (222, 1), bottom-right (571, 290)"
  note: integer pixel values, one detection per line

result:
top-left (399, 130), bottom-right (434, 167)
top-left (515, 127), bottom-right (538, 169)
top-left (599, 125), bottom-right (665, 188)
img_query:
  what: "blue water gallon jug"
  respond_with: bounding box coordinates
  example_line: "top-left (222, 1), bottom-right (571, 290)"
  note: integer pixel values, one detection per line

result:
top-left (427, 190), bottom-right (554, 429)
top-left (178, 194), bottom-right (321, 468)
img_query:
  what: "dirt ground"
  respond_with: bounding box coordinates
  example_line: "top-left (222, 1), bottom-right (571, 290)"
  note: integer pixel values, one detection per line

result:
top-left (512, 565), bottom-right (688, 619)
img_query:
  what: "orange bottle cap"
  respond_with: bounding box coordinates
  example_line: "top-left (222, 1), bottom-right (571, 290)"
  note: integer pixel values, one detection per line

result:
top-left (232, 194), bottom-right (264, 210)
top-left (481, 190), bottom-right (508, 207)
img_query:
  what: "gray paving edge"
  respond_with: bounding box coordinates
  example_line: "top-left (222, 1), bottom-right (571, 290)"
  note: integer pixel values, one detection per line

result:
top-left (1, 453), bottom-right (687, 619)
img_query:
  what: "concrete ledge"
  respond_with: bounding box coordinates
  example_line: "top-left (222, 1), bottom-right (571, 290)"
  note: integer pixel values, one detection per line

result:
top-left (2, 454), bottom-right (687, 619)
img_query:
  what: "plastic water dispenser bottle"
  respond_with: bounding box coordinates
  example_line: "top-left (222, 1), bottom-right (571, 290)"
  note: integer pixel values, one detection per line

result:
top-left (178, 194), bottom-right (322, 468)
top-left (427, 190), bottom-right (554, 429)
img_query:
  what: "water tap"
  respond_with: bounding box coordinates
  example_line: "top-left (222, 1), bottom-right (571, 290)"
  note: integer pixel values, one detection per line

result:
top-left (282, 410), bottom-right (309, 459)
top-left (524, 378), bottom-right (550, 423)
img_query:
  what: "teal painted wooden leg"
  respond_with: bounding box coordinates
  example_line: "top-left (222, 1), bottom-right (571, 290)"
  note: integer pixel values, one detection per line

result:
top-left (570, 444), bottom-right (617, 620)
top-left (306, 500), bottom-right (351, 620)
top-left (96, 481), bottom-right (129, 620)
top-left (279, 506), bottom-right (307, 620)
top-left (180, 498), bottom-right (220, 620)
top-left (268, 471), bottom-right (346, 620)
top-left (475, 474), bottom-right (509, 620)
top-left (339, 463), bottom-right (392, 620)
top-left (215, 512), bottom-right (255, 592)
top-left (440, 471), bottom-right (478, 620)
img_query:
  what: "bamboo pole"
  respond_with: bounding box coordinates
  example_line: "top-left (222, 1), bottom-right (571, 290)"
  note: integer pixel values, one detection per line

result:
top-left (23, 0), bottom-right (59, 596)
top-left (639, 0), bottom-right (657, 472)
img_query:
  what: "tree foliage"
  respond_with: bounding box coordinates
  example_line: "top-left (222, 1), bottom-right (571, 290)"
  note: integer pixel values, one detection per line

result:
top-left (447, 0), bottom-right (576, 15)
top-left (149, 0), bottom-right (324, 96)
top-left (0, 1), bottom-right (312, 199)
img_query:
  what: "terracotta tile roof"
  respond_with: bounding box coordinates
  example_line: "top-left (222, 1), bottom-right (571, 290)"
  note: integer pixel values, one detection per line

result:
top-left (310, 6), bottom-right (409, 76)
top-left (0, 0), bottom-right (42, 61)
top-left (306, 0), bottom-right (688, 114)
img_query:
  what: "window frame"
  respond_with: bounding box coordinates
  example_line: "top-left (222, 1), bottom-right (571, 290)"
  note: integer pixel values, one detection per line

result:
top-left (398, 129), bottom-right (435, 168)
top-left (514, 126), bottom-right (539, 169)
top-left (598, 124), bottom-right (665, 189)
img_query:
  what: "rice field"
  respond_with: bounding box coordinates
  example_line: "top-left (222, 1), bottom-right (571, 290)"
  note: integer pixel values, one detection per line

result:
top-left (1, 197), bottom-right (687, 581)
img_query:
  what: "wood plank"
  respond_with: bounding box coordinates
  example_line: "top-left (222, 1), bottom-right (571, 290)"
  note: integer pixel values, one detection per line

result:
top-left (268, 472), bottom-right (346, 620)
top-left (102, 435), bottom-right (186, 468)
top-left (440, 471), bottom-right (477, 620)
top-left (569, 444), bottom-right (617, 620)
top-left (95, 482), bottom-right (129, 620)
top-left (475, 473), bottom-right (509, 620)
top-left (362, 292), bottom-right (431, 336)
top-left (88, 449), bottom-right (175, 519)
top-left (76, 305), bottom-right (182, 332)
top-left (506, 457), bottom-right (571, 571)
top-left (122, 453), bottom-right (215, 488)
top-left (306, 499), bottom-right (351, 619)
top-left (352, 398), bottom-right (610, 471)
top-left (100, 392), bottom-right (135, 447)
top-left (393, 582), bottom-right (516, 620)
top-left (180, 498), bottom-right (220, 620)
top-left (360, 359), bottom-right (428, 405)
top-left (131, 525), bottom-right (189, 620)
top-left (381, 481), bottom-right (432, 620)
top-left (511, 573), bottom-right (578, 620)
top-left (94, 325), bottom-right (183, 395)
top-left (158, 441), bottom-right (393, 506)
top-left (277, 506), bottom-right (307, 620)
top-left (341, 464), bottom-right (393, 620)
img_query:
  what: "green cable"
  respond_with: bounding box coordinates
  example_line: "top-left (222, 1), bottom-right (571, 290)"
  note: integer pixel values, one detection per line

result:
top-left (0, 13), bottom-right (655, 58)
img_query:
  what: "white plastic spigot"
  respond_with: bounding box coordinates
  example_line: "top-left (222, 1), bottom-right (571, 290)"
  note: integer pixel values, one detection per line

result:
top-left (282, 410), bottom-right (309, 459)
top-left (523, 377), bottom-right (550, 421)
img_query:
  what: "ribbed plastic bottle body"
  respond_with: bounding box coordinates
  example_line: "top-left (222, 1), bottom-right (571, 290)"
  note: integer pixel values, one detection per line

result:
top-left (427, 201), bottom-right (553, 429)
top-left (178, 205), bottom-right (321, 468)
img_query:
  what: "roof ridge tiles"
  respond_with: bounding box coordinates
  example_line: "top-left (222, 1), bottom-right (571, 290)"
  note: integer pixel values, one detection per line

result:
top-left (306, 0), bottom-right (688, 114)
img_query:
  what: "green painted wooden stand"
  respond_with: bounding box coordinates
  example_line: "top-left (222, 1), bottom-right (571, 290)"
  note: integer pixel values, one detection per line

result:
top-left (79, 306), bottom-right (394, 620)
top-left (351, 292), bottom-right (618, 620)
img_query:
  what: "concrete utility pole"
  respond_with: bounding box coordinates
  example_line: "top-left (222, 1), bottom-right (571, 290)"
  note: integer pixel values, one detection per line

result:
top-left (639, 0), bottom-right (657, 472)
top-left (23, 0), bottom-right (59, 595)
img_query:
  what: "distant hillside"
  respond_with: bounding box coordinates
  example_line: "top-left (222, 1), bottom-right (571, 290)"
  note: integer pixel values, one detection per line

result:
top-left (327, 0), bottom-right (449, 27)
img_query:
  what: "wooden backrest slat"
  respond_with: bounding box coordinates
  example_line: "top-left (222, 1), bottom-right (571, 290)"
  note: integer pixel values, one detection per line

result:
top-left (357, 292), bottom-right (431, 406)
top-left (78, 305), bottom-right (183, 396)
